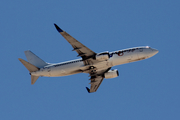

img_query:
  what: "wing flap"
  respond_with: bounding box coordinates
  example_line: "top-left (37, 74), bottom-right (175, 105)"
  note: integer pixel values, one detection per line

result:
top-left (86, 67), bottom-right (111, 93)
top-left (60, 31), bottom-right (95, 57)
top-left (88, 76), bottom-right (104, 93)
top-left (54, 24), bottom-right (96, 59)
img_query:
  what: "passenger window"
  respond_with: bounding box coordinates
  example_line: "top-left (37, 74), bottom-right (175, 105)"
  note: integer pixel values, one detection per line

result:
top-left (139, 48), bottom-right (143, 52)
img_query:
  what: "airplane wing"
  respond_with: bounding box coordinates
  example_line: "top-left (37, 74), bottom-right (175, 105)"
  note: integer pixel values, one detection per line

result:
top-left (54, 23), bottom-right (110, 93)
top-left (86, 68), bottom-right (111, 93)
top-left (86, 76), bottom-right (104, 93)
top-left (54, 24), bottom-right (96, 59)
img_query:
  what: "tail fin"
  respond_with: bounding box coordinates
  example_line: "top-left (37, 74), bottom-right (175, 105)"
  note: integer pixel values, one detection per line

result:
top-left (18, 58), bottom-right (39, 84)
top-left (24, 50), bottom-right (48, 68)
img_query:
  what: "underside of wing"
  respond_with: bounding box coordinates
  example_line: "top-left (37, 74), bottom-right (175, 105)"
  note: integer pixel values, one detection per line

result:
top-left (54, 24), bottom-right (96, 59)
top-left (86, 68), bottom-right (111, 93)
top-left (86, 76), bottom-right (104, 93)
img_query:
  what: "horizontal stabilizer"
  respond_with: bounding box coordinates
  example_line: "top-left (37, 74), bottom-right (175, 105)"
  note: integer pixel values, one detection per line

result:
top-left (31, 75), bottom-right (39, 85)
top-left (18, 58), bottom-right (39, 72)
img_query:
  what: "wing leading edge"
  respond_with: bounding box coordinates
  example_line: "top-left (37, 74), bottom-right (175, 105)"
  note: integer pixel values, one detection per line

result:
top-left (54, 24), bottom-right (96, 59)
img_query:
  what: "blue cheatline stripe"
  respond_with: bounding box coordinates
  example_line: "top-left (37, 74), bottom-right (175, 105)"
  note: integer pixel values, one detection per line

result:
top-left (54, 23), bottom-right (63, 33)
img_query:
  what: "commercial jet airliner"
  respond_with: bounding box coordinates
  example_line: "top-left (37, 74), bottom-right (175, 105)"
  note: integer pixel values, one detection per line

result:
top-left (19, 24), bottom-right (158, 93)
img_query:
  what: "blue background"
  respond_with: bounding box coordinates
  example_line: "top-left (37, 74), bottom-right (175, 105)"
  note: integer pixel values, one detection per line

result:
top-left (0, 0), bottom-right (180, 119)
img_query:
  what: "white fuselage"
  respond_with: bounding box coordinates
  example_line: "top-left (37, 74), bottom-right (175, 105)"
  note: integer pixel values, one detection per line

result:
top-left (31, 46), bottom-right (158, 77)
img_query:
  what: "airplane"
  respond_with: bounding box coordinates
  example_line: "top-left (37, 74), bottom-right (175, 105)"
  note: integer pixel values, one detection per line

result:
top-left (18, 23), bottom-right (159, 93)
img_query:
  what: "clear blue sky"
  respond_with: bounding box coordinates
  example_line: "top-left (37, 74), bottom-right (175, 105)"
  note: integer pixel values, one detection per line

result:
top-left (0, 0), bottom-right (180, 120)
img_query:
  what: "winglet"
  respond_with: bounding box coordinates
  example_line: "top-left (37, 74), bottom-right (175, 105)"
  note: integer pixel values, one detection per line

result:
top-left (54, 23), bottom-right (63, 33)
top-left (86, 87), bottom-right (90, 93)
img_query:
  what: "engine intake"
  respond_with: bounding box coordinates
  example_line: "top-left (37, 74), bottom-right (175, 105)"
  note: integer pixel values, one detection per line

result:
top-left (104, 69), bottom-right (119, 79)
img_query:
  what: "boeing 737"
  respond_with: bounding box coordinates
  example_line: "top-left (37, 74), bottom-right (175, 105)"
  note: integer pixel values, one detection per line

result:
top-left (19, 24), bottom-right (158, 93)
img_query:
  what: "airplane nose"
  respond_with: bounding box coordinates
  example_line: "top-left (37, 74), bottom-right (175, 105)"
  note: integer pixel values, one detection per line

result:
top-left (151, 48), bottom-right (159, 56)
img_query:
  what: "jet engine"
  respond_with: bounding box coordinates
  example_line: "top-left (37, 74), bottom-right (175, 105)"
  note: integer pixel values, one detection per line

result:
top-left (104, 69), bottom-right (119, 79)
top-left (95, 51), bottom-right (110, 61)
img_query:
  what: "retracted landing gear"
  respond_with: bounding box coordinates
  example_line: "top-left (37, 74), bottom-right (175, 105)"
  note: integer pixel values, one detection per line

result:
top-left (89, 66), bottom-right (97, 74)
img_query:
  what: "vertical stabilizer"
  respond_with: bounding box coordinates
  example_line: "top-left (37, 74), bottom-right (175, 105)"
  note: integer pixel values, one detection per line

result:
top-left (24, 50), bottom-right (48, 68)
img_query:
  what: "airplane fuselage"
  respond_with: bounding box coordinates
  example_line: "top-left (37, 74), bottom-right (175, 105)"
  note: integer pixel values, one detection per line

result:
top-left (31, 46), bottom-right (158, 77)
top-left (19, 23), bottom-right (159, 93)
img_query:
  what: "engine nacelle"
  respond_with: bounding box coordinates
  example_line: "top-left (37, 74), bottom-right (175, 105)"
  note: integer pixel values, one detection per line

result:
top-left (95, 51), bottom-right (110, 61)
top-left (104, 69), bottom-right (119, 79)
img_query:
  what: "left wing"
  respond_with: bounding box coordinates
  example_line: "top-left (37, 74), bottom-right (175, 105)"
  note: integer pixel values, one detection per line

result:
top-left (54, 24), bottom-right (96, 59)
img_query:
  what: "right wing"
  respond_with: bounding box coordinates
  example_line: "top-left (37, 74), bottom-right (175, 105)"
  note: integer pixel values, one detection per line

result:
top-left (54, 24), bottom-right (96, 59)
top-left (86, 67), bottom-right (111, 93)
top-left (86, 76), bottom-right (104, 93)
